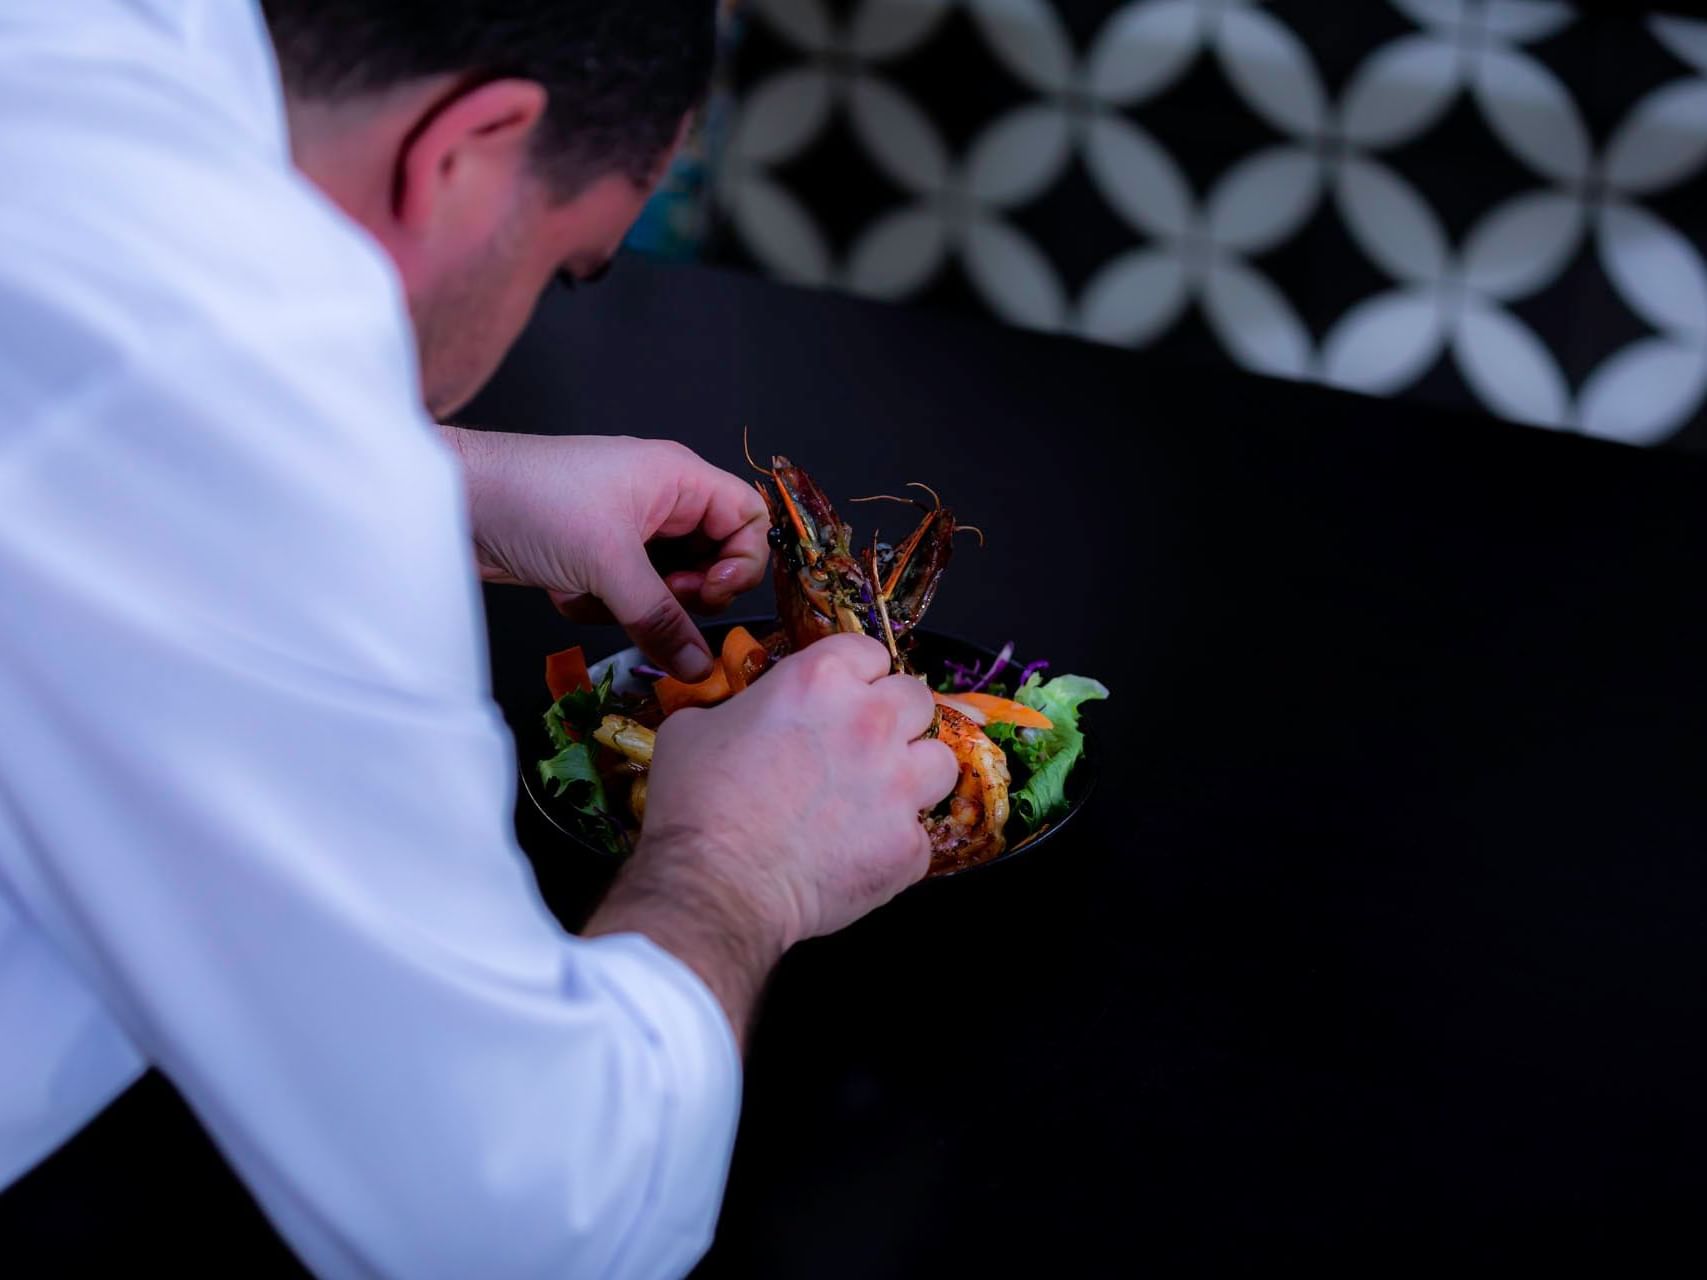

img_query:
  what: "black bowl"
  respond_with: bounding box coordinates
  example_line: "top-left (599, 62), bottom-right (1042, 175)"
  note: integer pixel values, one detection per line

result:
top-left (518, 619), bottom-right (1100, 880)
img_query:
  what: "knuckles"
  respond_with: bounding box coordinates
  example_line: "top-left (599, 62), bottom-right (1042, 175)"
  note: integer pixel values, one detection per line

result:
top-left (782, 643), bottom-right (851, 699)
top-left (648, 438), bottom-right (699, 472)
top-left (847, 698), bottom-right (897, 750)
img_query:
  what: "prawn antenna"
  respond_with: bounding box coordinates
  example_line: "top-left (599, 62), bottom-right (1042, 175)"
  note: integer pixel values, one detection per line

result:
top-left (907, 481), bottom-right (942, 510)
top-left (741, 425), bottom-right (770, 477)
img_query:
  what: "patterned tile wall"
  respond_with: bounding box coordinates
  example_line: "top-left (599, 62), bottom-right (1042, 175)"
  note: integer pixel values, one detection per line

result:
top-left (710, 0), bottom-right (1707, 450)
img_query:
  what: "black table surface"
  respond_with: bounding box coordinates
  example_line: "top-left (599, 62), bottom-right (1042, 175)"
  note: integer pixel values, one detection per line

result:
top-left (7, 254), bottom-right (1707, 1275)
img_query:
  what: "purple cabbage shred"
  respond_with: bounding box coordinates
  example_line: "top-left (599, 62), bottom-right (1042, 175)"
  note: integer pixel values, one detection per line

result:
top-left (968, 641), bottom-right (1015, 694)
top-left (941, 659), bottom-right (979, 691)
top-left (940, 644), bottom-right (1050, 693)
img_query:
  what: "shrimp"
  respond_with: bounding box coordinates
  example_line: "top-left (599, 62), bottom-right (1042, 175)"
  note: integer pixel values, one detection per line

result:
top-left (923, 705), bottom-right (1012, 874)
top-left (751, 448), bottom-right (1014, 871)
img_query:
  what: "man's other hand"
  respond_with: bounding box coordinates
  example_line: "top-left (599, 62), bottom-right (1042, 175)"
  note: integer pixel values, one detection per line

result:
top-left (444, 429), bottom-right (769, 681)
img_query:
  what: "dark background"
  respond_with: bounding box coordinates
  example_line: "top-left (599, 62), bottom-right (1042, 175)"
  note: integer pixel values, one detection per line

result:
top-left (8, 255), bottom-right (1707, 1274)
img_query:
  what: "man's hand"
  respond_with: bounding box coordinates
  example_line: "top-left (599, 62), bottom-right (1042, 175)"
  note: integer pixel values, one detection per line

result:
top-left (442, 428), bottom-right (769, 681)
top-left (585, 635), bottom-right (960, 1042)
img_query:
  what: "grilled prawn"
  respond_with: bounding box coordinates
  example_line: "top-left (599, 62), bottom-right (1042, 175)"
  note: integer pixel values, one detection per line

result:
top-left (753, 450), bottom-right (1009, 873)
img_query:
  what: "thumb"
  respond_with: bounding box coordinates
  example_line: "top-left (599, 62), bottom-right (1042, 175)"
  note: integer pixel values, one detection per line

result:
top-left (599, 543), bottom-right (715, 681)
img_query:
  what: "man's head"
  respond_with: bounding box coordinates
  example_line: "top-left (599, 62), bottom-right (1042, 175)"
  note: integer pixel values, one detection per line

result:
top-left (262, 2), bottom-right (716, 417)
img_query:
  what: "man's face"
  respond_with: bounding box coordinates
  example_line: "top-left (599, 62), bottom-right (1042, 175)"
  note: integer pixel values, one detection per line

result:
top-left (409, 168), bottom-right (656, 419)
top-left (283, 77), bottom-right (688, 421)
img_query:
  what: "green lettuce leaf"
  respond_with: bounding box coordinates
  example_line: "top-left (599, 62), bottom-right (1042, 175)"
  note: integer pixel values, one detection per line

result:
top-left (539, 739), bottom-right (604, 805)
top-left (545, 665), bottom-right (616, 750)
top-left (538, 741), bottom-right (627, 856)
top-left (1000, 673), bottom-right (1109, 829)
top-left (1015, 673), bottom-right (1109, 727)
top-left (540, 665), bottom-right (629, 856)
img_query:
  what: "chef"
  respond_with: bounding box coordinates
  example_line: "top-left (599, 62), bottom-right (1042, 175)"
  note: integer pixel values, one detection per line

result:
top-left (0, 2), bottom-right (957, 1275)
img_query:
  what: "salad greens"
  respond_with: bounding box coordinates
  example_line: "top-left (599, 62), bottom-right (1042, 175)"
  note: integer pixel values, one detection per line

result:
top-left (937, 644), bottom-right (1108, 831)
top-left (986, 672), bottom-right (1110, 829)
top-left (538, 666), bottom-right (630, 856)
top-left (545, 666), bottom-right (615, 750)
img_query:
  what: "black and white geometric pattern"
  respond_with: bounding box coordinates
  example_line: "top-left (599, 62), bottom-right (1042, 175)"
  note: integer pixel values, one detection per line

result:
top-left (711, 0), bottom-right (1707, 449)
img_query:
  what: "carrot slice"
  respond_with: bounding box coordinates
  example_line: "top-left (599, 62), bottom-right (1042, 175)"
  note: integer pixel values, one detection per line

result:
top-left (938, 690), bottom-right (1053, 731)
top-left (656, 662), bottom-right (732, 716)
top-left (720, 626), bottom-right (769, 693)
top-left (545, 646), bottom-right (593, 701)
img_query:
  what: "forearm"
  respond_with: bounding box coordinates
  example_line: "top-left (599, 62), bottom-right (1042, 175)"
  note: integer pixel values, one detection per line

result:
top-left (584, 831), bottom-right (788, 1053)
top-left (434, 422), bottom-right (525, 585)
top-left (435, 420), bottom-right (480, 475)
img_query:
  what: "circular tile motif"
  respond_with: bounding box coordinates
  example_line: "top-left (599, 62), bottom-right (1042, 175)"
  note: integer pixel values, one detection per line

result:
top-left (717, 0), bottom-right (1707, 448)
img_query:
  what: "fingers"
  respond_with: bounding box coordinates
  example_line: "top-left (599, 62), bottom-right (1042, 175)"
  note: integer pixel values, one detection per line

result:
top-left (598, 543), bottom-right (716, 681)
top-left (799, 632), bottom-right (893, 684)
top-left (664, 570), bottom-right (739, 618)
top-left (647, 447), bottom-right (771, 609)
top-left (905, 738), bottom-right (960, 812)
top-left (882, 819), bottom-right (933, 891)
top-left (695, 473), bottom-right (769, 607)
top-left (872, 672), bottom-right (938, 741)
top-left (697, 551), bottom-right (766, 610)
top-left (689, 456), bottom-right (769, 547)
top-left (663, 570), bottom-right (706, 606)
top-left (698, 520), bottom-right (770, 608)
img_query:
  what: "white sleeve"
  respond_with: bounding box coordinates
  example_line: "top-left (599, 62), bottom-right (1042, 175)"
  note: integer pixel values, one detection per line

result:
top-left (0, 62), bottom-right (739, 1280)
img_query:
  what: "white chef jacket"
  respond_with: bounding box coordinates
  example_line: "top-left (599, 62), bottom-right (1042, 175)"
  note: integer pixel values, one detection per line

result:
top-left (0, 3), bottom-right (740, 1277)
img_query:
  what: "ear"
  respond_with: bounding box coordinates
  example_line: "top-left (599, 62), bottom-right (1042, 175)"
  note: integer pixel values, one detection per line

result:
top-left (394, 78), bottom-right (549, 242)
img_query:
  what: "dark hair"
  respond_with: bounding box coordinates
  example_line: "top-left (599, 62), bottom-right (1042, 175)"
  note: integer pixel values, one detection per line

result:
top-left (260, 1), bottom-right (717, 196)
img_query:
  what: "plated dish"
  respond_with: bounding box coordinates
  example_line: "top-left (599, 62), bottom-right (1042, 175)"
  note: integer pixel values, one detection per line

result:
top-left (524, 450), bottom-right (1108, 879)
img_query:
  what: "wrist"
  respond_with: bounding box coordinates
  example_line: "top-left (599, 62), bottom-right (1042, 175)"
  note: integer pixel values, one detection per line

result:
top-left (584, 828), bottom-right (792, 1046)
